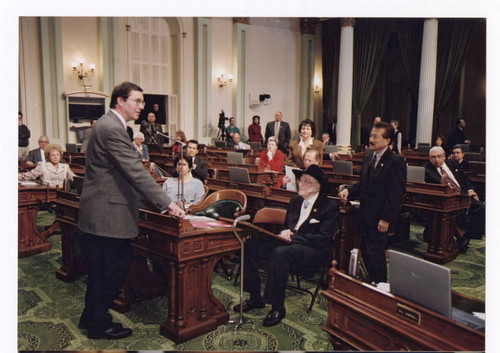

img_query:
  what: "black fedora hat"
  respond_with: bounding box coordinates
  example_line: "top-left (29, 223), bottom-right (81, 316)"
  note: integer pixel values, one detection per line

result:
top-left (293, 164), bottom-right (330, 194)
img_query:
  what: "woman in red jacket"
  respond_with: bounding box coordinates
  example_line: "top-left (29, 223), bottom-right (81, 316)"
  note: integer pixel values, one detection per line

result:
top-left (248, 115), bottom-right (263, 144)
top-left (258, 136), bottom-right (284, 172)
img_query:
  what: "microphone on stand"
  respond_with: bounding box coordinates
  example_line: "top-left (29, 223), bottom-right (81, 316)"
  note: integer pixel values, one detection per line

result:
top-left (140, 120), bottom-right (162, 153)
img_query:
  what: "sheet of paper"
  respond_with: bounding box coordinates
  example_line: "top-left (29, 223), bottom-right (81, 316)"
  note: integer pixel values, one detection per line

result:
top-left (285, 166), bottom-right (300, 191)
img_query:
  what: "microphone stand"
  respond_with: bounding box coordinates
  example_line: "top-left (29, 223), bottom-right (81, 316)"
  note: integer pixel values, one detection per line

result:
top-left (140, 122), bottom-right (162, 153)
top-left (156, 131), bottom-right (186, 211)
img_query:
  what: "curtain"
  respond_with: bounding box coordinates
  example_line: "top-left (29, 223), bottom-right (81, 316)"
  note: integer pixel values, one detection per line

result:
top-left (351, 19), bottom-right (391, 148)
top-left (321, 20), bottom-right (340, 144)
top-left (395, 18), bottom-right (424, 146)
top-left (433, 19), bottom-right (476, 137)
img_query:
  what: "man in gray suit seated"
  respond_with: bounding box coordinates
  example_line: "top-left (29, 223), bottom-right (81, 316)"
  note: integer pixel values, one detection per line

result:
top-left (25, 136), bottom-right (50, 166)
top-left (77, 81), bottom-right (185, 340)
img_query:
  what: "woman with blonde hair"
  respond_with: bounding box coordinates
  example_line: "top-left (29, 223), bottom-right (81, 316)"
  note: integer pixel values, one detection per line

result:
top-left (18, 143), bottom-right (75, 188)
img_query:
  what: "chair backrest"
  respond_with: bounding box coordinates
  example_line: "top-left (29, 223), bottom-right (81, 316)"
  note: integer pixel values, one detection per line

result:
top-left (66, 143), bottom-right (78, 153)
top-left (468, 161), bottom-right (485, 175)
top-left (417, 142), bottom-right (430, 147)
top-left (190, 189), bottom-right (247, 219)
top-left (407, 165), bottom-right (425, 183)
top-left (466, 152), bottom-right (482, 161)
top-left (456, 143), bottom-right (470, 152)
top-left (332, 160), bottom-right (353, 175)
top-left (253, 207), bottom-right (287, 225)
top-left (215, 141), bottom-right (226, 148)
top-left (417, 145), bottom-right (431, 154)
top-left (228, 167), bottom-right (251, 183)
top-left (73, 175), bottom-right (84, 194)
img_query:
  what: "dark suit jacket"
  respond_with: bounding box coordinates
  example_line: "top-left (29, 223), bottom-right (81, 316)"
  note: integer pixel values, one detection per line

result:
top-left (265, 121), bottom-right (291, 152)
top-left (191, 156), bottom-right (208, 182)
top-left (140, 122), bottom-right (164, 145)
top-left (347, 148), bottom-right (407, 233)
top-left (285, 139), bottom-right (324, 168)
top-left (78, 110), bottom-right (173, 239)
top-left (447, 126), bottom-right (466, 151)
top-left (286, 194), bottom-right (339, 251)
top-left (26, 148), bottom-right (44, 164)
top-left (424, 159), bottom-right (474, 193)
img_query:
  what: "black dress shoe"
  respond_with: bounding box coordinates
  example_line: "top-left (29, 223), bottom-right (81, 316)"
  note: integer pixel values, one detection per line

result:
top-left (458, 238), bottom-right (470, 254)
top-left (87, 325), bottom-right (132, 340)
top-left (233, 299), bottom-right (265, 313)
top-left (263, 307), bottom-right (286, 327)
top-left (78, 320), bottom-right (123, 330)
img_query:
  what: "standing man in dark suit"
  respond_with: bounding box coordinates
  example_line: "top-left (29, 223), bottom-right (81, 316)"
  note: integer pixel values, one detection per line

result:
top-left (77, 82), bottom-right (185, 340)
top-left (265, 111), bottom-right (291, 153)
top-left (25, 136), bottom-right (50, 166)
top-left (18, 111), bottom-right (31, 159)
top-left (425, 146), bottom-right (485, 252)
top-left (234, 165), bottom-right (339, 326)
top-left (339, 121), bottom-right (406, 283)
top-left (447, 118), bottom-right (470, 152)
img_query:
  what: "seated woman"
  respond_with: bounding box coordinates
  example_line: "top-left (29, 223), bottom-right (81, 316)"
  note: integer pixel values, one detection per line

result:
top-left (172, 130), bottom-right (188, 153)
top-left (162, 155), bottom-right (205, 208)
top-left (133, 132), bottom-right (149, 162)
top-left (258, 136), bottom-right (284, 172)
top-left (285, 118), bottom-right (323, 168)
top-left (18, 143), bottom-right (75, 188)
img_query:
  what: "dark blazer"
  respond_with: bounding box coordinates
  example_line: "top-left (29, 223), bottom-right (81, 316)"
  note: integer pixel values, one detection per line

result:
top-left (424, 159), bottom-right (473, 193)
top-left (78, 110), bottom-right (173, 239)
top-left (265, 121), bottom-right (291, 152)
top-left (347, 148), bottom-right (407, 233)
top-left (140, 122), bottom-right (164, 145)
top-left (191, 156), bottom-right (208, 182)
top-left (26, 148), bottom-right (44, 164)
top-left (285, 194), bottom-right (339, 251)
top-left (285, 139), bottom-right (324, 168)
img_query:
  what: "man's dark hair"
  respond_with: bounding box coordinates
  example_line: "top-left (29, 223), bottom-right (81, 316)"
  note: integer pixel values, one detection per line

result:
top-left (373, 121), bottom-right (395, 140)
top-left (110, 81), bottom-right (143, 109)
top-left (187, 139), bottom-right (199, 149)
top-left (456, 118), bottom-right (465, 126)
top-left (452, 144), bottom-right (465, 153)
top-left (18, 111), bottom-right (23, 117)
top-left (298, 118), bottom-right (316, 137)
top-left (174, 154), bottom-right (193, 169)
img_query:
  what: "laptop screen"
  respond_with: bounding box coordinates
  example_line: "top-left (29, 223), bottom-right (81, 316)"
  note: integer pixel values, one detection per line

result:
top-left (228, 167), bottom-right (251, 183)
top-left (227, 152), bottom-right (244, 164)
top-left (389, 250), bottom-right (452, 318)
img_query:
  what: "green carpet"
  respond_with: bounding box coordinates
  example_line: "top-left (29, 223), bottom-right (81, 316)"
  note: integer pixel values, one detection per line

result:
top-left (18, 212), bottom-right (485, 351)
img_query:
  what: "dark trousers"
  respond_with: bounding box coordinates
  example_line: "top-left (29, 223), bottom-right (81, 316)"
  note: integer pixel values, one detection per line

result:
top-left (465, 199), bottom-right (485, 240)
top-left (79, 231), bottom-right (133, 331)
top-left (243, 237), bottom-right (328, 309)
top-left (358, 219), bottom-right (388, 283)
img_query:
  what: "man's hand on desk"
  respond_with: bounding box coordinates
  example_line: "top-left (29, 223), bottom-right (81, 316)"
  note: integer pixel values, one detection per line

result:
top-left (278, 229), bottom-right (294, 242)
top-left (338, 188), bottom-right (349, 202)
top-left (166, 201), bottom-right (186, 218)
top-left (468, 190), bottom-right (479, 201)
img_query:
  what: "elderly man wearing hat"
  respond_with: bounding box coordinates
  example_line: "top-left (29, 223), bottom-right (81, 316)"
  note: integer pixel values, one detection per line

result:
top-left (234, 164), bottom-right (339, 326)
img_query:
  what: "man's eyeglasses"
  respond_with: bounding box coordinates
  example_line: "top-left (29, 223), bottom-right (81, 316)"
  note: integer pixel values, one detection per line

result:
top-left (128, 98), bottom-right (146, 107)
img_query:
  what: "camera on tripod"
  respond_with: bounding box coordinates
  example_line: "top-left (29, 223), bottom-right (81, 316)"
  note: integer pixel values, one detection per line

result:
top-left (218, 109), bottom-right (228, 128)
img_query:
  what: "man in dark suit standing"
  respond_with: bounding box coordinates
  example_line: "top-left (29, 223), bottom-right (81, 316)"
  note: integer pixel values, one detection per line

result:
top-left (425, 146), bottom-right (484, 253)
top-left (77, 82), bottom-right (185, 340)
top-left (234, 165), bottom-right (339, 327)
top-left (447, 118), bottom-right (470, 152)
top-left (25, 136), bottom-right (50, 166)
top-left (265, 111), bottom-right (291, 153)
top-left (339, 121), bottom-right (406, 283)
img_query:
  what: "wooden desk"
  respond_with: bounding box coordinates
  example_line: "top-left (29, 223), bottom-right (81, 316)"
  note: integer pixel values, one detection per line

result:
top-left (216, 168), bottom-right (280, 185)
top-left (18, 185), bottom-right (58, 258)
top-left (322, 265), bottom-right (484, 351)
top-left (404, 182), bottom-right (469, 264)
top-left (54, 190), bottom-right (241, 343)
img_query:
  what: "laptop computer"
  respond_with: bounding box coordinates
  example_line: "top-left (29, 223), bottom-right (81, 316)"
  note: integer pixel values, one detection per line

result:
top-left (407, 165), bottom-right (425, 183)
top-left (227, 151), bottom-right (244, 164)
top-left (389, 250), bottom-right (485, 330)
top-left (228, 166), bottom-right (251, 183)
top-left (389, 250), bottom-right (452, 317)
top-left (332, 160), bottom-right (353, 175)
top-left (250, 142), bottom-right (263, 150)
top-left (324, 145), bottom-right (339, 154)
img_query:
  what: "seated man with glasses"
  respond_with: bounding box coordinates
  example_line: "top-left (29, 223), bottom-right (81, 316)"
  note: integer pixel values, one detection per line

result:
top-left (234, 164), bottom-right (339, 326)
top-left (25, 136), bottom-right (50, 166)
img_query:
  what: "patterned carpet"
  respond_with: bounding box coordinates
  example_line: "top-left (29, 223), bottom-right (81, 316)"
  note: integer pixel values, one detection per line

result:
top-left (18, 212), bottom-right (485, 351)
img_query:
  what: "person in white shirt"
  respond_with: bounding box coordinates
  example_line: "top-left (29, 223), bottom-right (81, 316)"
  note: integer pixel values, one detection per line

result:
top-left (285, 119), bottom-right (324, 168)
top-left (163, 155), bottom-right (205, 208)
top-left (229, 132), bottom-right (250, 150)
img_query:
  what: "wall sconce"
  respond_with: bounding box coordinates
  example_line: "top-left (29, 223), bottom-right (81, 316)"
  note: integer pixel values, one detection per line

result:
top-left (217, 74), bottom-right (233, 88)
top-left (314, 77), bottom-right (322, 94)
top-left (71, 59), bottom-right (96, 81)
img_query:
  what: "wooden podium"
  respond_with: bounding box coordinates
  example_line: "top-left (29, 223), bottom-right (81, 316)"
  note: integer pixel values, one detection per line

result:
top-left (322, 264), bottom-right (485, 351)
top-left (18, 185), bottom-right (58, 258)
top-left (54, 190), bottom-right (241, 343)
